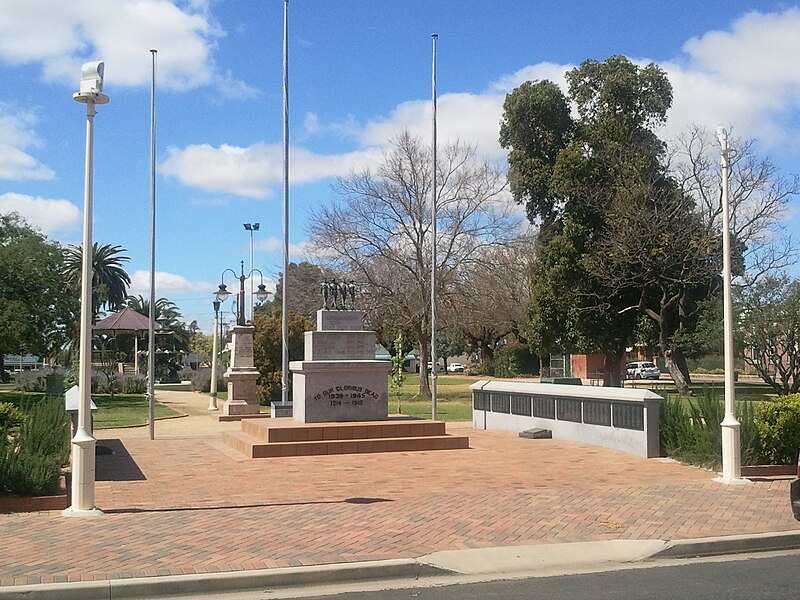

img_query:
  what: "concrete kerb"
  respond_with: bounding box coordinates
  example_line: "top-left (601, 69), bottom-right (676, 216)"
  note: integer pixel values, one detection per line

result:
top-left (5, 532), bottom-right (800, 600)
top-left (0, 559), bottom-right (448, 600)
top-left (649, 530), bottom-right (800, 560)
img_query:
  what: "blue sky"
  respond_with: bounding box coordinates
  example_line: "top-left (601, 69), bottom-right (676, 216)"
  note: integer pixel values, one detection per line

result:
top-left (2, 1), bottom-right (800, 333)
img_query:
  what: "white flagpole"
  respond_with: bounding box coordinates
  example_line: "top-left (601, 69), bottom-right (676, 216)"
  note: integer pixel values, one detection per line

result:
top-left (148, 48), bottom-right (157, 441)
top-left (281, 0), bottom-right (290, 404)
top-left (430, 33), bottom-right (438, 420)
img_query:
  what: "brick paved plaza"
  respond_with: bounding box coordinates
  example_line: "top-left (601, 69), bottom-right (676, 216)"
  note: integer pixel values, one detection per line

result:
top-left (0, 403), bottom-right (797, 587)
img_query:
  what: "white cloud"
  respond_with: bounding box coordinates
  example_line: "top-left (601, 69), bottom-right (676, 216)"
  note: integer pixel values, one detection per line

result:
top-left (0, 193), bottom-right (80, 235)
top-left (302, 112), bottom-right (361, 140)
top-left (668, 7), bottom-right (800, 146)
top-left (488, 62), bottom-right (572, 93)
top-left (129, 270), bottom-right (213, 297)
top-left (161, 7), bottom-right (800, 200)
top-left (255, 236), bottom-right (314, 258)
top-left (0, 0), bottom-right (253, 94)
top-left (0, 106), bottom-right (55, 180)
top-left (360, 92), bottom-right (508, 159)
top-left (160, 143), bottom-right (381, 198)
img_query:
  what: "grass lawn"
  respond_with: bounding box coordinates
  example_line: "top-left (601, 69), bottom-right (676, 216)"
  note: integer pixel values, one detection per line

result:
top-left (0, 389), bottom-right (181, 428)
top-left (93, 395), bottom-right (180, 429)
top-left (634, 379), bottom-right (778, 404)
top-left (391, 374), bottom-right (478, 421)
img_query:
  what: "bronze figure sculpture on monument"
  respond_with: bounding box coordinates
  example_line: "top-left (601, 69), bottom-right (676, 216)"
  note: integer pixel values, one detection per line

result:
top-left (321, 279), bottom-right (330, 310)
top-left (330, 277), bottom-right (339, 309)
top-left (320, 278), bottom-right (359, 310)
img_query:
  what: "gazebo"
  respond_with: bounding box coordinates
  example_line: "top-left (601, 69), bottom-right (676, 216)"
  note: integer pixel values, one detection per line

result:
top-left (92, 307), bottom-right (161, 374)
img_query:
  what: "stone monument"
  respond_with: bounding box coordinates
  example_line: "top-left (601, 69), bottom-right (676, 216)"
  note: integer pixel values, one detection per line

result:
top-left (222, 281), bottom-right (470, 457)
top-left (290, 286), bottom-right (391, 422)
top-left (223, 324), bottom-right (261, 416)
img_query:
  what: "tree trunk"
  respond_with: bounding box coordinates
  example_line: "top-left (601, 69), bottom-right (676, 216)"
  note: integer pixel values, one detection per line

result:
top-left (665, 349), bottom-right (692, 396)
top-left (416, 327), bottom-right (432, 398)
top-left (671, 349), bottom-right (692, 385)
top-left (603, 348), bottom-right (625, 387)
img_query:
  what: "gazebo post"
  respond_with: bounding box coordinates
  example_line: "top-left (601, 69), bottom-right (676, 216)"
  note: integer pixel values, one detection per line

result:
top-left (134, 335), bottom-right (139, 374)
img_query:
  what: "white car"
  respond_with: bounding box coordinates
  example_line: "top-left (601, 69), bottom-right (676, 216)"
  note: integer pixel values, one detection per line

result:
top-left (447, 363), bottom-right (465, 373)
top-left (626, 361), bottom-right (661, 380)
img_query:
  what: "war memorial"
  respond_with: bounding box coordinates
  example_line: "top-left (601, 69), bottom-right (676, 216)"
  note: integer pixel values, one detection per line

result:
top-left (223, 281), bottom-right (469, 457)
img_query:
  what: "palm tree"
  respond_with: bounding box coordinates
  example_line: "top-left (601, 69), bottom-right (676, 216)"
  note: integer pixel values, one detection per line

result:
top-left (63, 243), bottom-right (131, 318)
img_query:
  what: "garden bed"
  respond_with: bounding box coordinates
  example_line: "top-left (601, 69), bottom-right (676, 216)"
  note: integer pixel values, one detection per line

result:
top-left (0, 475), bottom-right (68, 514)
top-left (741, 464), bottom-right (797, 477)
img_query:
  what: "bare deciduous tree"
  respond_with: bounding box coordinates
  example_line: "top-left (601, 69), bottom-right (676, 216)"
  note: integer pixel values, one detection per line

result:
top-left (671, 125), bottom-right (798, 281)
top-left (308, 131), bottom-right (518, 397)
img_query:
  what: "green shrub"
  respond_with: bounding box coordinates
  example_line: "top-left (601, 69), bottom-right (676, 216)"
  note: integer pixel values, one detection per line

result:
top-left (0, 402), bottom-right (25, 428)
top-left (755, 395), bottom-right (800, 465)
top-left (1, 447), bottom-right (62, 497)
top-left (12, 369), bottom-right (49, 392)
top-left (189, 369), bottom-right (225, 393)
top-left (492, 345), bottom-right (539, 378)
top-left (0, 396), bottom-right (70, 497)
top-left (659, 386), bottom-right (760, 469)
top-left (117, 373), bottom-right (147, 394)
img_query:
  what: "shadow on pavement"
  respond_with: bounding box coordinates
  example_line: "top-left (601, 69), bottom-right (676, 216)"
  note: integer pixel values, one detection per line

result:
top-left (96, 439), bottom-right (147, 482)
top-left (104, 497), bottom-right (393, 514)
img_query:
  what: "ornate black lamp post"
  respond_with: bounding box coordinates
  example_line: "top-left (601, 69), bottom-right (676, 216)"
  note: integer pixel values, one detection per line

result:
top-left (214, 261), bottom-right (270, 325)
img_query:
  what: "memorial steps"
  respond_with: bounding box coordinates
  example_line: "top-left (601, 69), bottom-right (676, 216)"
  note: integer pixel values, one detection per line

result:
top-left (223, 416), bottom-right (470, 458)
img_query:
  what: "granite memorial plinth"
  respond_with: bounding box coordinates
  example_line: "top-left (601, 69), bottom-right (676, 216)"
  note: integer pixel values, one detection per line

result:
top-left (223, 325), bottom-right (261, 416)
top-left (290, 310), bottom-right (391, 423)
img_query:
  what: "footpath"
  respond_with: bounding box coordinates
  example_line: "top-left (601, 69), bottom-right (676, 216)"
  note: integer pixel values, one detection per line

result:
top-left (0, 389), bottom-right (798, 599)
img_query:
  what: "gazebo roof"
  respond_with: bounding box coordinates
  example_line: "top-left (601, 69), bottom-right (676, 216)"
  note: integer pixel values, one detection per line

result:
top-left (93, 307), bottom-right (161, 334)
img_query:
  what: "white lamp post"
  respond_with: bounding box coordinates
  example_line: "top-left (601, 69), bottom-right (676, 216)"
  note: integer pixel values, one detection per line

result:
top-left (64, 61), bottom-right (108, 517)
top-left (716, 126), bottom-right (744, 483)
top-left (208, 300), bottom-right (221, 411)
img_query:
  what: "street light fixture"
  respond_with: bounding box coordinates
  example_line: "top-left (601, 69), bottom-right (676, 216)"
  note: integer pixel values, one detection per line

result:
top-left (243, 223), bottom-right (260, 322)
top-left (215, 260), bottom-right (271, 326)
top-left (716, 126), bottom-right (744, 484)
top-left (65, 61), bottom-right (109, 518)
top-left (208, 300), bottom-right (221, 411)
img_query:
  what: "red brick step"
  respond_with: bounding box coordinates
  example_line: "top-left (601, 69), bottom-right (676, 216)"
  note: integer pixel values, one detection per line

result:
top-left (224, 417), bottom-right (469, 458)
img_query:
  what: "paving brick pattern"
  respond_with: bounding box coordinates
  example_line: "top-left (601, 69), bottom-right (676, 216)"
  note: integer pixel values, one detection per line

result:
top-left (0, 424), bottom-right (797, 586)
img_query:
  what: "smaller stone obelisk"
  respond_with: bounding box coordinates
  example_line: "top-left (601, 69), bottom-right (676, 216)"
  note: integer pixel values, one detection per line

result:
top-left (223, 325), bottom-right (260, 416)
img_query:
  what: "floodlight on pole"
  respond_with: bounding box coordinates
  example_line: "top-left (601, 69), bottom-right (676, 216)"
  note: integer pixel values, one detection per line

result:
top-left (65, 60), bottom-right (108, 518)
top-left (243, 222), bottom-right (260, 322)
top-left (716, 126), bottom-right (744, 484)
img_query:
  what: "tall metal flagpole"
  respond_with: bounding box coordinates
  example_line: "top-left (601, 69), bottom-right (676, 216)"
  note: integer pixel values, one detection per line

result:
top-left (716, 126), bottom-right (743, 483)
top-left (430, 33), bottom-right (438, 420)
top-left (281, 0), bottom-right (290, 404)
top-left (148, 49), bottom-right (157, 441)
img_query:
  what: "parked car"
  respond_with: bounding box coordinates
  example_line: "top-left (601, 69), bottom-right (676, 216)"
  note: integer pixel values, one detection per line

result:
top-left (426, 362), bottom-right (444, 372)
top-left (791, 450), bottom-right (800, 521)
top-left (447, 362), bottom-right (465, 373)
top-left (626, 361), bottom-right (661, 380)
